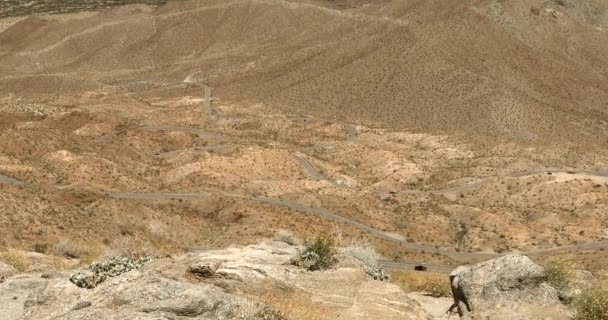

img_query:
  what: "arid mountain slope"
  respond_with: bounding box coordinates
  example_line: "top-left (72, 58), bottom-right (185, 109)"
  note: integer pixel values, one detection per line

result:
top-left (0, 0), bottom-right (607, 143)
top-left (1, 0), bottom-right (608, 271)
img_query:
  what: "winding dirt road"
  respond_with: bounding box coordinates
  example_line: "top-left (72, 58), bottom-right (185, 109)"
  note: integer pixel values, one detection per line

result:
top-left (0, 174), bottom-right (23, 186)
top-left (2, 80), bottom-right (607, 271)
top-left (293, 152), bottom-right (327, 181)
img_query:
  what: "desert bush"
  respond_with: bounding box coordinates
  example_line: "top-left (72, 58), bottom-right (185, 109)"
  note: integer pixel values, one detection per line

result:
top-left (544, 259), bottom-right (575, 291)
top-left (575, 280), bottom-right (608, 320)
top-left (52, 240), bottom-right (103, 265)
top-left (392, 270), bottom-right (452, 298)
top-left (346, 240), bottom-right (380, 267)
top-left (273, 230), bottom-right (300, 246)
top-left (344, 240), bottom-right (389, 281)
top-left (0, 250), bottom-right (30, 272)
top-left (33, 242), bottom-right (49, 254)
top-left (111, 236), bottom-right (154, 259)
top-left (291, 236), bottom-right (336, 271)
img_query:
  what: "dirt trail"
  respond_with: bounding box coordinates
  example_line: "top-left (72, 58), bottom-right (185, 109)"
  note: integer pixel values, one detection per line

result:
top-left (0, 174), bottom-right (23, 186)
top-left (293, 152), bottom-right (326, 180)
top-left (2, 79), bottom-right (607, 266)
top-left (108, 192), bottom-right (209, 200)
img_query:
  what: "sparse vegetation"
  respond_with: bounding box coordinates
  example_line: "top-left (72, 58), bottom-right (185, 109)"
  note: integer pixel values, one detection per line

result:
top-left (52, 240), bottom-right (103, 265)
top-left (392, 270), bottom-right (452, 298)
top-left (575, 279), bottom-right (608, 320)
top-left (291, 236), bottom-right (336, 271)
top-left (344, 240), bottom-right (390, 281)
top-left (273, 230), bottom-right (300, 246)
top-left (0, 250), bottom-right (30, 272)
top-left (544, 259), bottom-right (575, 291)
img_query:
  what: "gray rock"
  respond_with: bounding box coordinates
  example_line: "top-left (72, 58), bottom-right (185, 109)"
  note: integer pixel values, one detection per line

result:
top-left (449, 254), bottom-right (562, 317)
top-left (0, 242), bottom-right (433, 320)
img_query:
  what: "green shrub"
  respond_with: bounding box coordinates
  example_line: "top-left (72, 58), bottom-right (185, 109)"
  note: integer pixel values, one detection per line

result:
top-left (575, 280), bottom-right (608, 320)
top-left (291, 236), bottom-right (336, 271)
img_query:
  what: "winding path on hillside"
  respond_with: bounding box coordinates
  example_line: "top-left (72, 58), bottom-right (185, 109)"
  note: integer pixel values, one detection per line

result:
top-left (0, 174), bottom-right (23, 186)
top-left (106, 80), bottom-right (608, 261)
top-left (2, 79), bottom-right (607, 271)
top-left (293, 152), bottom-right (327, 181)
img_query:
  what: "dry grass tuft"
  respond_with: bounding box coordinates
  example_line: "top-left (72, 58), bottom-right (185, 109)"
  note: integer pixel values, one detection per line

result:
top-left (110, 236), bottom-right (156, 259)
top-left (0, 250), bottom-right (30, 272)
top-left (391, 270), bottom-right (452, 298)
top-left (575, 278), bottom-right (608, 320)
top-left (51, 240), bottom-right (103, 265)
top-left (544, 259), bottom-right (576, 291)
top-left (272, 229), bottom-right (300, 246)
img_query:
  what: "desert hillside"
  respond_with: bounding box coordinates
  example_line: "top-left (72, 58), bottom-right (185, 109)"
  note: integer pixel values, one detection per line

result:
top-left (0, 0), bottom-right (607, 278)
top-left (1, 0), bottom-right (608, 143)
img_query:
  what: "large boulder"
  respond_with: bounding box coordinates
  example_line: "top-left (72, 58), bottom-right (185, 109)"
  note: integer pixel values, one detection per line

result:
top-left (449, 254), bottom-right (571, 319)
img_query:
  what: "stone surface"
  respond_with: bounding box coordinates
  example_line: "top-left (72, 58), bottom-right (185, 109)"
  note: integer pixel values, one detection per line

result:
top-left (449, 254), bottom-right (573, 319)
top-left (0, 262), bottom-right (17, 282)
top-left (0, 241), bottom-right (432, 320)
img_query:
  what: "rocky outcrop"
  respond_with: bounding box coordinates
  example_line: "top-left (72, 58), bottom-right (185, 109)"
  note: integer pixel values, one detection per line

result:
top-left (0, 241), bottom-right (432, 320)
top-left (449, 254), bottom-right (572, 319)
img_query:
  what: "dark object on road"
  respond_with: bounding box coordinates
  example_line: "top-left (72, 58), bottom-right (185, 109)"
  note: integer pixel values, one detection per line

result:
top-left (547, 172), bottom-right (552, 175)
top-left (414, 265), bottom-right (427, 271)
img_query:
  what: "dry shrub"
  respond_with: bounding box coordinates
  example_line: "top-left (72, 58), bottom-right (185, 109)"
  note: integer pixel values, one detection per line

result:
top-left (51, 240), bottom-right (103, 265)
top-left (343, 239), bottom-right (380, 268)
top-left (575, 279), bottom-right (608, 320)
top-left (544, 259), bottom-right (575, 291)
top-left (0, 250), bottom-right (30, 272)
top-left (341, 239), bottom-right (389, 281)
top-left (109, 236), bottom-right (156, 259)
top-left (392, 270), bottom-right (452, 298)
top-left (272, 230), bottom-right (300, 246)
